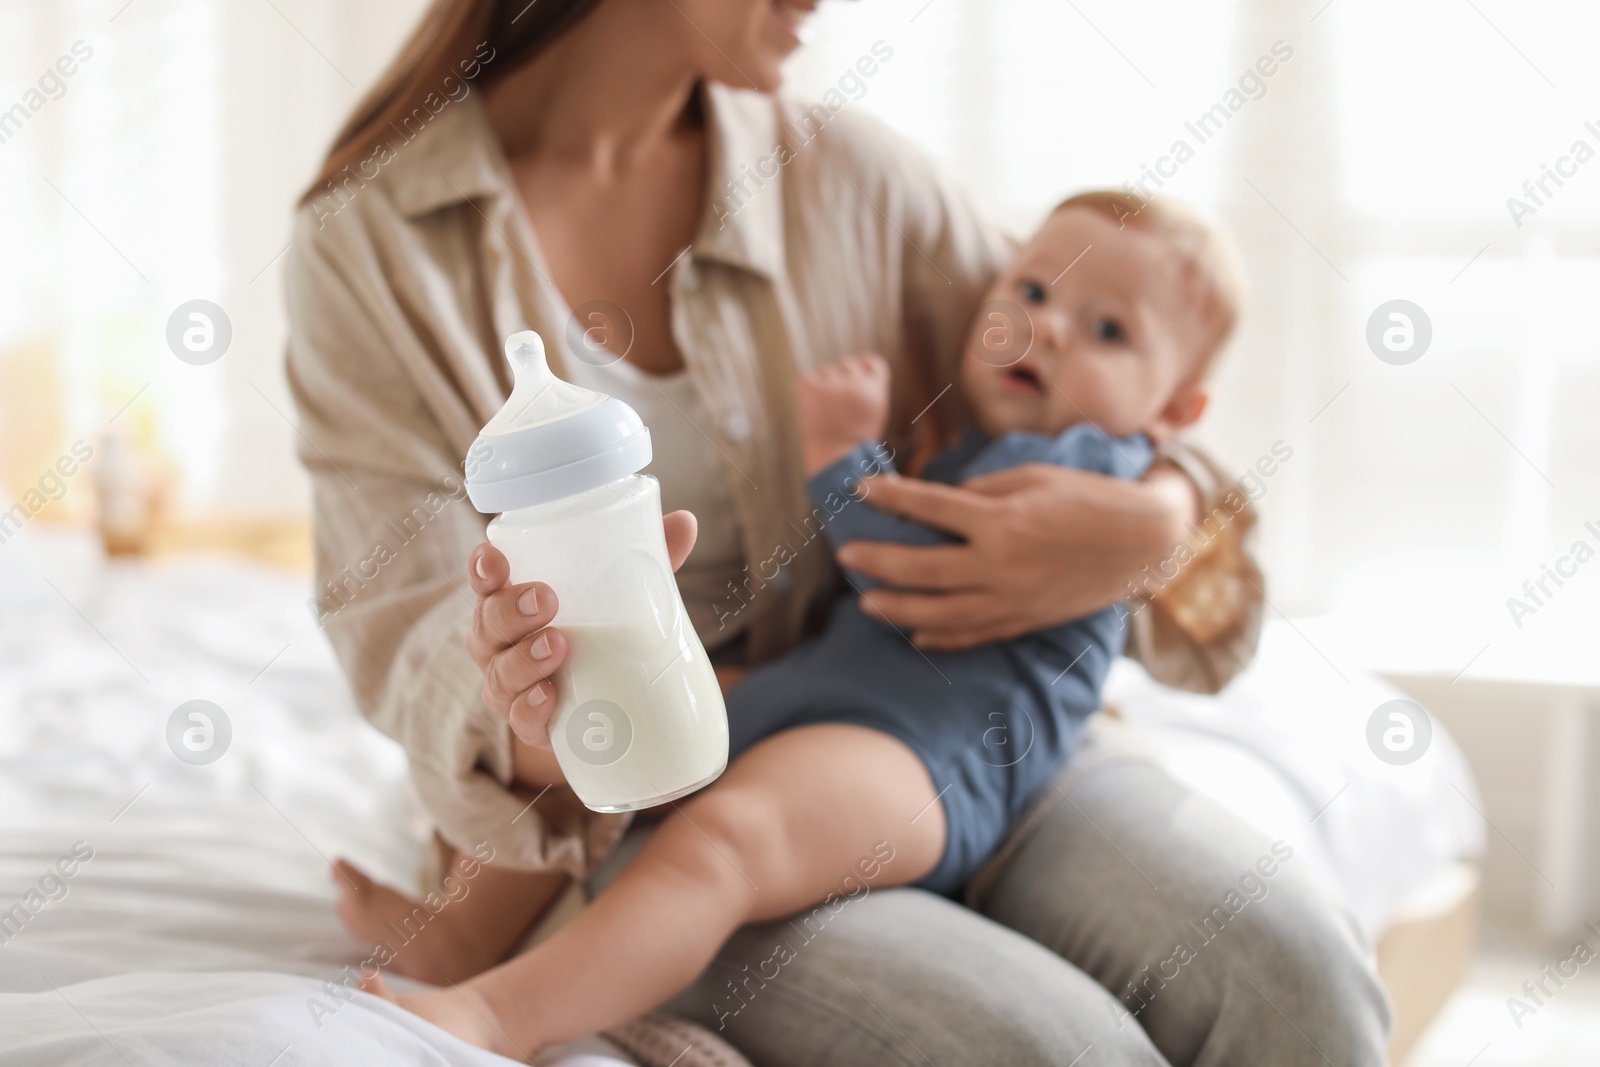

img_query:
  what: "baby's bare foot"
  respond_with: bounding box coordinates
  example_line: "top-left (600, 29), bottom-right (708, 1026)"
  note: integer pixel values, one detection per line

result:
top-left (333, 859), bottom-right (509, 985)
top-left (362, 971), bottom-right (530, 1060)
top-left (796, 352), bottom-right (892, 477)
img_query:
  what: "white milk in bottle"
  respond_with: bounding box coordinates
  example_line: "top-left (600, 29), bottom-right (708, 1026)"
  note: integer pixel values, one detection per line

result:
top-left (465, 331), bottom-right (728, 811)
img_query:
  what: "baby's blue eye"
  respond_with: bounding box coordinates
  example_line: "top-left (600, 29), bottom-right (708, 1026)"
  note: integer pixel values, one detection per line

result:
top-left (1094, 317), bottom-right (1126, 343)
top-left (1019, 281), bottom-right (1047, 304)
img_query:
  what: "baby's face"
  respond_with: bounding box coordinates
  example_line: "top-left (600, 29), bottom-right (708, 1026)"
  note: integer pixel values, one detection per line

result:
top-left (960, 207), bottom-right (1210, 442)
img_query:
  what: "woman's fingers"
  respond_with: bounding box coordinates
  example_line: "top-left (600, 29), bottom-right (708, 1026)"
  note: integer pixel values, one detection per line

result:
top-left (468, 543), bottom-right (510, 594)
top-left (506, 679), bottom-right (559, 748)
top-left (908, 618), bottom-right (1021, 651)
top-left (855, 475), bottom-right (990, 538)
top-left (467, 542), bottom-right (554, 663)
top-left (468, 580), bottom-right (558, 665)
top-left (857, 587), bottom-right (1004, 635)
top-left (959, 461), bottom-right (1068, 497)
top-left (470, 514), bottom-right (695, 739)
top-left (482, 626), bottom-right (567, 699)
top-left (664, 510), bottom-right (698, 573)
top-left (836, 542), bottom-right (981, 590)
top-left (481, 627), bottom-right (567, 717)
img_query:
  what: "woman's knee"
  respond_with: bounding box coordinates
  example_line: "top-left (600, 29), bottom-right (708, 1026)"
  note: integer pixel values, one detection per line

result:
top-left (669, 889), bottom-right (1169, 1067)
top-left (977, 762), bottom-right (1390, 1063)
top-left (1114, 873), bottom-right (1390, 1065)
top-left (1214, 871), bottom-right (1392, 1058)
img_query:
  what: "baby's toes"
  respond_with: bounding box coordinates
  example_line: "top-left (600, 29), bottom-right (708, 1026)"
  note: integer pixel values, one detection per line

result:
top-left (360, 970), bottom-right (397, 1000)
top-left (333, 859), bottom-right (375, 903)
top-left (332, 861), bottom-right (399, 939)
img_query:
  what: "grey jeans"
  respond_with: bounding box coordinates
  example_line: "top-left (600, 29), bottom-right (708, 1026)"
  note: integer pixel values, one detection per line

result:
top-left (593, 748), bottom-right (1391, 1066)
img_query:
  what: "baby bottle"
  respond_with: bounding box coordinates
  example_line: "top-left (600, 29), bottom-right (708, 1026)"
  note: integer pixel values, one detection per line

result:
top-left (465, 331), bottom-right (728, 812)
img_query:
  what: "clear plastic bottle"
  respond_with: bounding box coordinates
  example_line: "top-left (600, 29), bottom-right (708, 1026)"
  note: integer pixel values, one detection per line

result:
top-left (465, 331), bottom-right (727, 812)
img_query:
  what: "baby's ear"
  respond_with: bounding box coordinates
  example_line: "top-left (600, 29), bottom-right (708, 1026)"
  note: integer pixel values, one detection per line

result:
top-left (1146, 379), bottom-right (1209, 444)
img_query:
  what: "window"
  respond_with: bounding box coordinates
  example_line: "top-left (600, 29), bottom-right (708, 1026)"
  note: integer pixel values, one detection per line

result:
top-left (791, 0), bottom-right (1600, 678)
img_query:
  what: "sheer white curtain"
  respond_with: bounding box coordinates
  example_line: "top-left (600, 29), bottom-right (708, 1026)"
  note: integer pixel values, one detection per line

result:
top-left (0, 0), bottom-right (425, 515)
top-left (7, 0), bottom-right (1595, 675)
top-left (788, 0), bottom-right (1600, 677)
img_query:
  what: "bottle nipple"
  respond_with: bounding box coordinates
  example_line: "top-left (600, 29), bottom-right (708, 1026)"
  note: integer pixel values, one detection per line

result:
top-left (465, 328), bottom-right (652, 512)
top-left (507, 331), bottom-right (550, 384)
top-left (482, 330), bottom-right (605, 436)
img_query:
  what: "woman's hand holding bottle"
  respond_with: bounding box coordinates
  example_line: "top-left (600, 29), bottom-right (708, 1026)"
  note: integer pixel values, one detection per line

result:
top-left (466, 511), bottom-right (699, 784)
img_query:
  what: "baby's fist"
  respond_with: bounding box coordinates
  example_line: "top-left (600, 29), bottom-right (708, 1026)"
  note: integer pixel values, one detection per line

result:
top-left (795, 353), bottom-right (892, 477)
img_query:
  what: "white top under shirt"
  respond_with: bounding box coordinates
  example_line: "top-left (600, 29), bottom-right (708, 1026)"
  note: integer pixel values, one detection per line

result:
top-left (561, 355), bottom-right (749, 649)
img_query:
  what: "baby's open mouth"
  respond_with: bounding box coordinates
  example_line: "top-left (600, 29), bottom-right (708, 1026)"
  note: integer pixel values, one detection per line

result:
top-left (1002, 364), bottom-right (1045, 394)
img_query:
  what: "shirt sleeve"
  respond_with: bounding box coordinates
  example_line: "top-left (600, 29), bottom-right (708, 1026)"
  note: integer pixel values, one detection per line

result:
top-left (282, 207), bottom-right (626, 879)
top-left (1124, 441), bottom-right (1266, 695)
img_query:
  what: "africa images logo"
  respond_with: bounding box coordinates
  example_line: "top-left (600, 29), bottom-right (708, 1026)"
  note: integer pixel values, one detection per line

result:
top-left (566, 699), bottom-right (633, 766)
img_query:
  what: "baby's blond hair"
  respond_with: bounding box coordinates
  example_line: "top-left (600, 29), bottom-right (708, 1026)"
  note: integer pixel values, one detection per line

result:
top-left (1052, 191), bottom-right (1247, 374)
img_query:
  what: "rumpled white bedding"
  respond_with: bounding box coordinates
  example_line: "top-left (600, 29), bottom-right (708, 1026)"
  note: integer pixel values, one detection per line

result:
top-left (0, 530), bottom-right (507, 1064)
top-left (0, 528), bottom-right (1482, 1064)
top-left (1103, 628), bottom-right (1485, 938)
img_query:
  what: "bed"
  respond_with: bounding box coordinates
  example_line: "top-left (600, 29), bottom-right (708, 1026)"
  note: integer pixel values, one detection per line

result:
top-left (0, 526), bottom-right (1482, 1064)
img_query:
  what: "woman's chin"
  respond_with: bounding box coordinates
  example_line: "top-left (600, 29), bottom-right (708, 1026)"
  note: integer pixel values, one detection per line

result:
top-left (708, 56), bottom-right (785, 94)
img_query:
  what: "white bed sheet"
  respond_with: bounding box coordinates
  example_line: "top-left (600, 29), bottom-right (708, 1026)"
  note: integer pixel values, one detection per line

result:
top-left (0, 529), bottom-right (1482, 1063)
top-left (0, 531), bottom-right (466, 1063)
top-left (1101, 626), bottom-right (1485, 939)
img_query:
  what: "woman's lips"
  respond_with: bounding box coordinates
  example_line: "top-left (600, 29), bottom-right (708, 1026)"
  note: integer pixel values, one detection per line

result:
top-left (1001, 365), bottom-right (1045, 395)
top-left (774, 0), bottom-right (815, 44)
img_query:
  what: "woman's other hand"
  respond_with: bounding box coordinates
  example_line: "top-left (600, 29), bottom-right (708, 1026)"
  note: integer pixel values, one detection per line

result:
top-left (468, 511), bottom-right (699, 761)
top-left (836, 464), bottom-right (1195, 650)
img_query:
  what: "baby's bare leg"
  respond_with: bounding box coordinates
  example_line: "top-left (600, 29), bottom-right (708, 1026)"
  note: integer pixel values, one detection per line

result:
top-left (335, 852), bottom-right (568, 985)
top-left (390, 724), bottom-right (946, 1058)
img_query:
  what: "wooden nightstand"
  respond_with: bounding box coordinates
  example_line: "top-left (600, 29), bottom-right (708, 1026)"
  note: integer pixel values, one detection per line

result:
top-left (142, 514), bottom-right (313, 573)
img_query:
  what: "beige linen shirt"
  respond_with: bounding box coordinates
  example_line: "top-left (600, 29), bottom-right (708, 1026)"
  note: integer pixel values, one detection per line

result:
top-left (285, 83), bottom-right (1263, 879)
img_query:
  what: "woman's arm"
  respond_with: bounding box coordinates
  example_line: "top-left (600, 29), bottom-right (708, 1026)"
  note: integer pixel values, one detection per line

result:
top-left (838, 455), bottom-right (1263, 693)
top-left (284, 207), bottom-right (623, 878)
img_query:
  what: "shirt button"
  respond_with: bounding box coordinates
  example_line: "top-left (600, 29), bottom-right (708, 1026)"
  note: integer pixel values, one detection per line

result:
top-left (722, 409), bottom-right (751, 442)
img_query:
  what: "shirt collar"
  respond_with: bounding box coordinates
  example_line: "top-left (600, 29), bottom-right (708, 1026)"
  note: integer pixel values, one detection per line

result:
top-left (390, 96), bottom-right (508, 219)
top-left (692, 82), bottom-right (787, 281)
top-left (389, 83), bottom-right (787, 282)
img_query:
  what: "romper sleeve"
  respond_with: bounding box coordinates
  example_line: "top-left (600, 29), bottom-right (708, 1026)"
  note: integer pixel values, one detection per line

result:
top-left (283, 206), bottom-right (627, 880)
top-left (805, 443), bottom-right (945, 591)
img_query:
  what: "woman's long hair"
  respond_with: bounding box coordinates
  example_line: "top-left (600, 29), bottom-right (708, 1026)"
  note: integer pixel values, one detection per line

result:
top-left (300, 0), bottom-right (600, 204)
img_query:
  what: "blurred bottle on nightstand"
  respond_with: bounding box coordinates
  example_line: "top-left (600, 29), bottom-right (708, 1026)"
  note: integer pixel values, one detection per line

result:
top-left (91, 426), bottom-right (167, 556)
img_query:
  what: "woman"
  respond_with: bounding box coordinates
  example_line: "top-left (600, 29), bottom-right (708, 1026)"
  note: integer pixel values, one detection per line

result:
top-left (285, 1), bottom-right (1389, 1063)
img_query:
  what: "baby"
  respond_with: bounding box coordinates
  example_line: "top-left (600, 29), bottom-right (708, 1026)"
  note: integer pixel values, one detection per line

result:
top-left (359, 190), bottom-right (1246, 1056)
